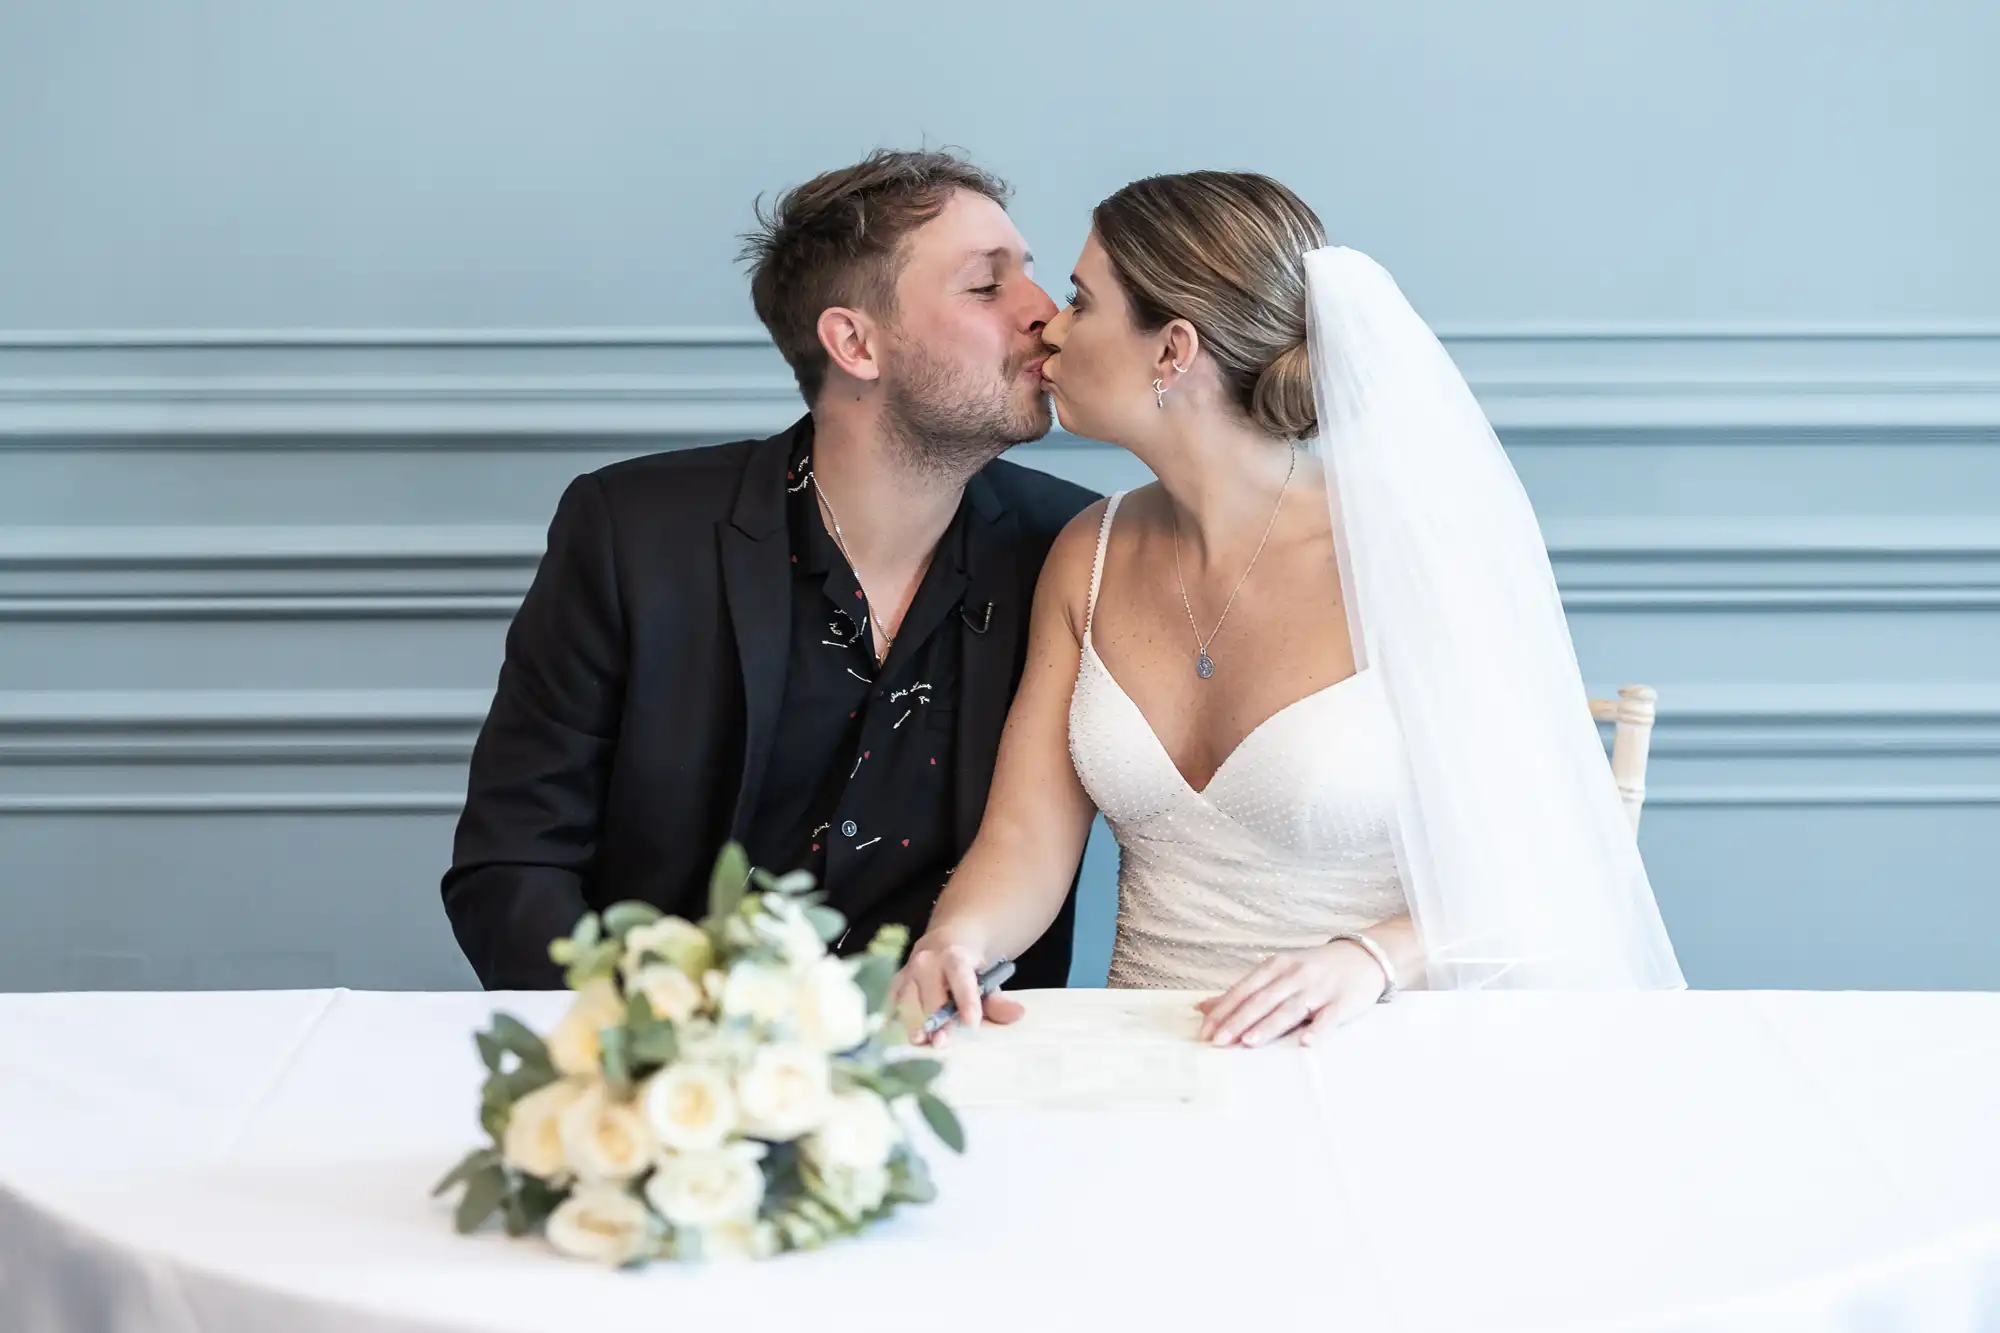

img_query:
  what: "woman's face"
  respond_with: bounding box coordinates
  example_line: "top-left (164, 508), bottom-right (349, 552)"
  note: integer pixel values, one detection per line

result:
top-left (1038, 231), bottom-right (1171, 446)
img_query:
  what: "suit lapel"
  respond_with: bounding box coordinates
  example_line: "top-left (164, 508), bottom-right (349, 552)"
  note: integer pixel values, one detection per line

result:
top-left (954, 476), bottom-right (1020, 849)
top-left (721, 424), bottom-right (807, 840)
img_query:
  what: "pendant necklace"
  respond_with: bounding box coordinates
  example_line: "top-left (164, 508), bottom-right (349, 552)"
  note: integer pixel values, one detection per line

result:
top-left (813, 474), bottom-right (897, 666)
top-left (1171, 442), bottom-right (1297, 680)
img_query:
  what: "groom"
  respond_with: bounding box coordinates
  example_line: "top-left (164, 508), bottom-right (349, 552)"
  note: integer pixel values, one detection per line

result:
top-left (442, 150), bottom-right (1095, 991)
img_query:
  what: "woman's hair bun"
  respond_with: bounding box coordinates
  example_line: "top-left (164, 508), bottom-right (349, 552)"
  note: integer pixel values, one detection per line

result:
top-left (1249, 339), bottom-right (1316, 441)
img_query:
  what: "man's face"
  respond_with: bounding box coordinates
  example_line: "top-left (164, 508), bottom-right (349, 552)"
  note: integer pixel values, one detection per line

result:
top-left (876, 190), bottom-right (1058, 473)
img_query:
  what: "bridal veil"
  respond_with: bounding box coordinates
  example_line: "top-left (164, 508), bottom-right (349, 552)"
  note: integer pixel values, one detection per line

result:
top-left (1303, 247), bottom-right (1684, 990)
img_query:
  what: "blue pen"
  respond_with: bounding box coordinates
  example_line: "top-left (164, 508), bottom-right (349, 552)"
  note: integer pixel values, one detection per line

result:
top-left (921, 959), bottom-right (1015, 1037)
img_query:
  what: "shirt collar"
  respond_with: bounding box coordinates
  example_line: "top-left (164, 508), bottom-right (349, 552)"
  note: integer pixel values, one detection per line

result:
top-left (787, 444), bottom-right (977, 583)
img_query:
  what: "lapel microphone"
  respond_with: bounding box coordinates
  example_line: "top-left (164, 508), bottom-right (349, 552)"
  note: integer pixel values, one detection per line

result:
top-left (961, 600), bottom-right (994, 634)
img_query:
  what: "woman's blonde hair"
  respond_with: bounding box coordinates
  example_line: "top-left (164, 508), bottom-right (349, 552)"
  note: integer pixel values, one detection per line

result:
top-left (1092, 171), bottom-right (1326, 440)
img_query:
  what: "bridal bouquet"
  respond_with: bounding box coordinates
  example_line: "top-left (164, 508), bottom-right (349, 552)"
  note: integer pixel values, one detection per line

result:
top-left (432, 843), bottom-right (962, 1265)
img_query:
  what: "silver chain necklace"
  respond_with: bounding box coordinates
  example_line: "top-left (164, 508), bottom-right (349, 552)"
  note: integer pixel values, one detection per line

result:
top-left (811, 472), bottom-right (896, 664)
top-left (1172, 442), bottom-right (1297, 680)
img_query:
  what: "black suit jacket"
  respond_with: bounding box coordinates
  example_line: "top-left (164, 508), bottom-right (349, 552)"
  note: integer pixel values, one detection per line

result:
top-left (443, 416), bottom-right (1098, 991)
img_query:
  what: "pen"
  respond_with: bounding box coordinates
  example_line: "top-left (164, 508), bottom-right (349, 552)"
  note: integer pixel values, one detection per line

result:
top-left (920, 959), bottom-right (1015, 1038)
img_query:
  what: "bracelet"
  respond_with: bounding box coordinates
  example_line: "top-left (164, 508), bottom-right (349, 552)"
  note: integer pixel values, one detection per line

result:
top-left (1328, 932), bottom-right (1399, 1002)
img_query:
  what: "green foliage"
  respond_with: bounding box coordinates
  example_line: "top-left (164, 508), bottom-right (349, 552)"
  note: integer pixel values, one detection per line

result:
top-left (439, 840), bottom-right (967, 1264)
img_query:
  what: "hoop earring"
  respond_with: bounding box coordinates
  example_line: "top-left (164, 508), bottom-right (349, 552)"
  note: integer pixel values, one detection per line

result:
top-left (1152, 378), bottom-right (1167, 410)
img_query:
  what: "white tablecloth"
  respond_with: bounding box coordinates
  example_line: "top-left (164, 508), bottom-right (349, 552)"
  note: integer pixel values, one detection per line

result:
top-left (2, 987), bottom-right (1998, 1333)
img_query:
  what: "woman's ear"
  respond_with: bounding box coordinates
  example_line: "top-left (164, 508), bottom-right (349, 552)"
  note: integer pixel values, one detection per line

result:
top-left (817, 307), bottom-right (883, 385)
top-left (1158, 319), bottom-right (1202, 384)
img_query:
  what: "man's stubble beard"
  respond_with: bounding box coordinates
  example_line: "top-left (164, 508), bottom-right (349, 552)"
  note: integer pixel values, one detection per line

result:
top-left (879, 338), bottom-right (1053, 481)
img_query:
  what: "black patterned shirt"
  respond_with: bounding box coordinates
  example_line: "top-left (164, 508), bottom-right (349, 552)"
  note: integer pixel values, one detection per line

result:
top-left (741, 441), bottom-right (968, 948)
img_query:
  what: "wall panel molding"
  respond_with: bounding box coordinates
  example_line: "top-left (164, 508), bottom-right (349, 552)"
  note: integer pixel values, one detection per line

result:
top-left (5, 685), bottom-right (1998, 812)
top-left (6, 520), bottom-right (1999, 617)
top-left (3, 325), bottom-right (1998, 437)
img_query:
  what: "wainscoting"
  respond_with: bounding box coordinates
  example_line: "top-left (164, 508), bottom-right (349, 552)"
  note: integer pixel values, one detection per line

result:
top-left (2, 326), bottom-right (1995, 991)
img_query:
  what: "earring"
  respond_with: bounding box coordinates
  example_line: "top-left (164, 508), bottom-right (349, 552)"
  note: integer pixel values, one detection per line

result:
top-left (1152, 378), bottom-right (1167, 410)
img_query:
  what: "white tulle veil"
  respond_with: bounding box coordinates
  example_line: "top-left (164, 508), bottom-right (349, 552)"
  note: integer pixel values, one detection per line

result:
top-left (1303, 247), bottom-right (1684, 990)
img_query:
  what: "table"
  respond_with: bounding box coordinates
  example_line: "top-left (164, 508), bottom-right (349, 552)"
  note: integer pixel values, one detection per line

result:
top-left (1, 987), bottom-right (1998, 1332)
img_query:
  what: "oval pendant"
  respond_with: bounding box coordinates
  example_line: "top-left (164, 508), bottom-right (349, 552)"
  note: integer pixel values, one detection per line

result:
top-left (1196, 652), bottom-right (1215, 680)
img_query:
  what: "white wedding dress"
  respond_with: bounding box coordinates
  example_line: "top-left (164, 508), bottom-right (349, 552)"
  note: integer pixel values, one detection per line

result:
top-left (1068, 492), bottom-right (1409, 992)
top-left (1047, 247), bottom-right (1681, 993)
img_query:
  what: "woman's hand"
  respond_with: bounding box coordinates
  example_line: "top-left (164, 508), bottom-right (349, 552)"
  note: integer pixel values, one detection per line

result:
top-left (890, 934), bottom-right (1025, 1048)
top-left (1195, 940), bottom-right (1390, 1047)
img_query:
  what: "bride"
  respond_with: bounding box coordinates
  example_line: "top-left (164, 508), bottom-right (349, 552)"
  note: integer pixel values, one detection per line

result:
top-left (894, 171), bottom-right (1683, 1048)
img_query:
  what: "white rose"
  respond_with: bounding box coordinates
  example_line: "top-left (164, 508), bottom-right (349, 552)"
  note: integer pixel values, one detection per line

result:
top-left (754, 898), bottom-right (828, 966)
top-left (558, 1080), bottom-right (658, 1184)
top-left (626, 963), bottom-right (703, 1024)
top-left (546, 979), bottom-right (625, 1078)
top-left (545, 1182), bottom-right (654, 1266)
top-left (792, 956), bottom-right (870, 1053)
top-left (693, 1217), bottom-right (782, 1262)
top-left (622, 917), bottom-right (714, 980)
top-left (644, 1142), bottom-right (767, 1229)
top-left (674, 1016), bottom-right (751, 1067)
top-left (501, 1076), bottom-right (589, 1181)
top-left (735, 1042), bottom-right (832, 1141)
top-left (814, 1162), bottom-right (889, 1219)
top-left (640, 1062), bottom-right (737, 1152)
top-left (802, 1088), bottom-right (901, 1172)
top-left (721, 961), bottom-right (794, 1027)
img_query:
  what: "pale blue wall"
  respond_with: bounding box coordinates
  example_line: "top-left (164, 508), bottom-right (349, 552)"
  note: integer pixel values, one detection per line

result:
top-left (1, 0), bottom-right (1995, 992)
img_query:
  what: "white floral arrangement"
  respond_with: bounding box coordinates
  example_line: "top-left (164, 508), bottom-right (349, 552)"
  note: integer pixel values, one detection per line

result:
top-left (432, 843), bottom-right (962, 1265)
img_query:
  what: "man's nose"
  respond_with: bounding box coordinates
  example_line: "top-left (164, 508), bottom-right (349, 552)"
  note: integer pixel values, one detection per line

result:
top-left (1021, 278), bottom-right (1058, 332)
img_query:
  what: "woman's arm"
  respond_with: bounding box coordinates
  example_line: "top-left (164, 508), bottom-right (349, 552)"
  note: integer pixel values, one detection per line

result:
top-left (1196, 912), bottom-right (1427, 1047)
top-left (894, 501), bottom-right (1108, 1037)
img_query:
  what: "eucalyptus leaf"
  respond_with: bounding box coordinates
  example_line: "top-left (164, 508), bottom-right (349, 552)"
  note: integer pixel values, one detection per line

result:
top-left (889, 1150), bottom-right (937, 1204)
top-left (851, 955), bottom-right (897, 1014)
top-left (803, 904), bottom-right (845, 943)
top-left (547, 937), bottom-right (578, 965)
top-left (708, 843), bottom-right (750, 921)
top-left (453, 1165), bottom-right (509, 1234)
top-left (473, 1031), bottom-right (503, 1074)
top-left (885, 1058), bottom-right (943, 1089)
top-left (602, 901), bottom-right (664, 938)
top-left (487, 1060), bottom-right (559, 1109)
top-left (630, 1021), bottom-right (678, 1067)
top-left (504, 1175), bottom-right (566, 1237)
top-left (779, 1209), bottom-right (825, 1250)
top-left (600, 1025), bottom-right (633, 1097)
top-left (487, 1014), bottom-right (551, 1067)
top-left (737, 942), bottom-right (788, 969)
top-left (799, 1190), bottom-right (851, 1231)
top-left (430, 1147), bottom-right (499, 1198)
top-left (502, 1191), bottom-right (532, 1238)
top-left (772, 869), bottom-right (818, 896)
top-left (828, 1063), bottom-right (872, 1096)
top-left (563, 940), bottom-right (619, 990)
top-left (760, 1141), bottom-right (802, 1198)
top-left (572, 912), bottom-right (602, 951)
top-left (917, 1091), bottom-right (965, 1154)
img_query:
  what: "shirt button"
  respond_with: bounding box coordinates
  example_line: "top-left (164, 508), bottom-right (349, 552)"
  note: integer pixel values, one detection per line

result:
top-left (840, 820), bottom-right (859, 838)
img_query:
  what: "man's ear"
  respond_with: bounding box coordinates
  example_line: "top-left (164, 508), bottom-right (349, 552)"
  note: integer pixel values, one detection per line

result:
top-left (817, 307), bottom-right (883, 385)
